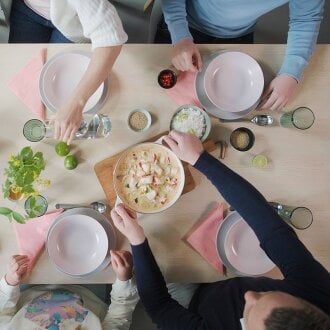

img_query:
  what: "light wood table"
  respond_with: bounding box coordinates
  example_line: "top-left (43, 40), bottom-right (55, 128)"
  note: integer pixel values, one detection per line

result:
top-left (0, 44), bottom-right (329, 284)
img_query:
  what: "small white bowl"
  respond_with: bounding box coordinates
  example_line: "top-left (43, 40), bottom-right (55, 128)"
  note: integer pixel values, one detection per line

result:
top-left (127, 108), bottom-right (152, 132)
top-left (170, 104), bottom-right (211, 142)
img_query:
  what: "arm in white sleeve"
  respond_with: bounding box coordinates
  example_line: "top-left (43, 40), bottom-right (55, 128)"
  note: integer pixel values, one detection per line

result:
top-left (161, 0), bottom-right (192, 44)
top-left (68, 0), bottom-right (128, 48)
top-left (279, 0), bottom-right (324, 80)
top-left (102, 277), bottom-right (139, 330)
top-left (0, 277), bottom-right (20, 326)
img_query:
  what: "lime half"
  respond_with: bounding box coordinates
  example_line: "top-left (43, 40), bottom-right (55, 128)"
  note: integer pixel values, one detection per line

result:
top-left (252, 154), bottom-right (268, 169)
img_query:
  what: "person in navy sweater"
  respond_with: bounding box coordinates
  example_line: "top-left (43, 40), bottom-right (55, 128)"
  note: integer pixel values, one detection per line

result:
top-left (111, 131), bottom-right (330, 330)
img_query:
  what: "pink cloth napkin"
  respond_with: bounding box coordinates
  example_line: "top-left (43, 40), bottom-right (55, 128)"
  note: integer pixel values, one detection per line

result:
top-left (8, 48), bottom-right (47, 120)
top-left (13, 209), bottom-right (63, 270)
top-left (166, 71), bottom-right (203, 108)
top-left (184, 202), bottom-right (224, 274)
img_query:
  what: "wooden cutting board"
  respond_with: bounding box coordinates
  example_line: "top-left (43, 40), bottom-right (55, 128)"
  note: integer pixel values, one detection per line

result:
top-left (94, 132), bottom-right (217, 208)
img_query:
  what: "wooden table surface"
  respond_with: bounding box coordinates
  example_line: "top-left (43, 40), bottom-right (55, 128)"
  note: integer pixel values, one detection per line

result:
top-left (0, 44), bottom-right (329, 284)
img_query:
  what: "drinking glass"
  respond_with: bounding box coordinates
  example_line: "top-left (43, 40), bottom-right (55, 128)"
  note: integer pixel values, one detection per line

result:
top-left (24, 194), bottom-right (48, 217)
top-left (280, 107), bottom-right (315, 130)
top-left (270, 202), bottom-right (313, 230)
top-left (23, 114), bottom-right (111, 142)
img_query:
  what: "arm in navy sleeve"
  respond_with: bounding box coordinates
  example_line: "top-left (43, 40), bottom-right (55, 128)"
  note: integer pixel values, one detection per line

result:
top-left (194, 152), bottom-right (329, 283)
top-left (131, 240), bottom-right (208, 330)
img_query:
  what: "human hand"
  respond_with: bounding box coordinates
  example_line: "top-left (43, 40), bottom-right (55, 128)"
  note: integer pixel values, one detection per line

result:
top-left (5, 255), bottom-right (30, 286)
top-left (111, 204), bottom-right (145, 246)
top-left (54, 99), bottom-right (84, 145)
top-left (110, 250), bottom-right (133, 281)
top-left (259, 75), bottom-right (298, 111)
top-left (172, 38), bottom-right (202, 72)
top-left (163, 130), bottom-right (204, 165)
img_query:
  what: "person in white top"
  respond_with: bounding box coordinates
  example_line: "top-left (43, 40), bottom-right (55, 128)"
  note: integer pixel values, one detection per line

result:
top-left (0, 0), bottom-right (128, 144)
top-left (0, 250), bottom-right (139, 330)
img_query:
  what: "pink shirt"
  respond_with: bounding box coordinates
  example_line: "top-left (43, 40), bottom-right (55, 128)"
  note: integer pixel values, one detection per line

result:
top-left (24, 0), bottom-right (51, 20)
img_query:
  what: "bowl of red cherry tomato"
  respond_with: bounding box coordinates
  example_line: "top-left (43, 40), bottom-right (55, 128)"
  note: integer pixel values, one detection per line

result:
top-left (157, 69), bottom-right (177, 89)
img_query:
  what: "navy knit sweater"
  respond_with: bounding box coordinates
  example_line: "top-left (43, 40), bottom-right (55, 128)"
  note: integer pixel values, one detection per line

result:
top-left (131, 152), bottom-right (330, 330)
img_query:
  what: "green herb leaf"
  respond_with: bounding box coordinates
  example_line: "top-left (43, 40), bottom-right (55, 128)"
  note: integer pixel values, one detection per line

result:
top-left (12, 212), bottom-right (26, 224)
top-left (29, 196), bottom-right (36, 208)
top-left (20, 146), bottom-right (33, 162)
top-left (27, 211), bottom-right (36, 218)
top-left (0, 207), bottom-right (12, 215)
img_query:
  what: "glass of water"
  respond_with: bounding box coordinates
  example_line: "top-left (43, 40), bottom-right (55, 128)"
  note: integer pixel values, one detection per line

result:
top-left (269, 202), bottom-right (313, 230)
top-left (280, 107), bottom-right (315, 130)
top-left (24, 194), bottom-right (48, 218)
top-left (23, 114), bottom-right (111, 142)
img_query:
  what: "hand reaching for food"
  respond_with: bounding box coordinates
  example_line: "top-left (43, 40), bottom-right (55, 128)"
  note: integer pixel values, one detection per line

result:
top-left (164, 130), bottom-right (204, 165)
top-left (172, 39), bottom-right (202, 72)
top-left (111, 204), bottom-right (146, 246)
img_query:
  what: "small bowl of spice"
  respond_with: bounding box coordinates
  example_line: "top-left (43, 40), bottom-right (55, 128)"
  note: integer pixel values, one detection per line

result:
top-left (128, 108), bottom-right (152, 132)
top-left (158, 68), bottom-right (177, 89)
top-left (230, 127), bottom-right (255, 151)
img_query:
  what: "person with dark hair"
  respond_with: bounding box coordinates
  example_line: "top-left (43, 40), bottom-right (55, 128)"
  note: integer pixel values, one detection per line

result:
top-left (111, 131), bottom-right (330, 330)
top-left (156, 0), bottom-right (325, 111)
top-left (265, 303), bottom-right (330, 330)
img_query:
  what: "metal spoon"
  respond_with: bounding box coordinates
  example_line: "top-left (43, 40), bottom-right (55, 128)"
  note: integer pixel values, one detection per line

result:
top-left (55, 201), bottom-right (107, 213)
top-left (219, 115), bottom-right (273, 126)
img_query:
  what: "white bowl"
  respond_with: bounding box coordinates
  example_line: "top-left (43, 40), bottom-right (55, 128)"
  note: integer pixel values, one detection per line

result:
top-left (47, 214), bottom-right (108, 276)
top-left (113, 142), bottom-right (185, 214)
top-left (127, 108), bottom-right (152, 132)
top-left (39, 51), bottom-right (108, 113)
top-left (204, 51), bottom-right (264, 113)
top-left (216, 211), bottom-right (274, 276)
top-left (170, 104), bottom-right (211, 142)
top-left (196, 51), bottom-right (262, 119)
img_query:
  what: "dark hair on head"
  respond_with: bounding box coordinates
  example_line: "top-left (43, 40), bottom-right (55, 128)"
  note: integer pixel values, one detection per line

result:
top-left (264, 302), bottom-right (330, 330)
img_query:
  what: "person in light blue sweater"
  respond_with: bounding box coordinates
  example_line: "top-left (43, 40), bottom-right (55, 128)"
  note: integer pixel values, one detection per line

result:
top-left (157, 0), bottom-right (325, 111)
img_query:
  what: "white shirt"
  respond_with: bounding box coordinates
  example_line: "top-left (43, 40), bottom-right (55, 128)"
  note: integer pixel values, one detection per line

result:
top-left (0, 277), bottom-right (139, 330)
top-left (24, 0), bottom-right (51, 20)
top-left (0, 0), bottom-right (128, 48)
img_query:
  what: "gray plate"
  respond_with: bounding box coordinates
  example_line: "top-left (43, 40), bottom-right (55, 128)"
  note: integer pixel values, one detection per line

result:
top-left (196, 51), bottom-right (261, 119)
top-left (47, 207), bottom-right (116, 277)
top-left (39, 50), bottom-right (108, 114)
top-left (216, 211), bottom-right (274, 276)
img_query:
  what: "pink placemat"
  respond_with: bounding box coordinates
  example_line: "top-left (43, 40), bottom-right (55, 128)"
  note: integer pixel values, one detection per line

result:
top-left (8, 48), bottom-right (47, 120)
top-left (166, 71), bottom-right (203, 108)
top-left (13, 209), bottom-right (63, 270)
top-left (184, 202), bottom-right (224, 274)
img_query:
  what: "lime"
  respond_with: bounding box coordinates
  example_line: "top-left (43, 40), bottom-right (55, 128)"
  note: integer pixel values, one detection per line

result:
top-left (64, 155), bottom-right (78, 170)
top-left (252, 154), bottom-right (268, 169)
top-left (55, 141), bottom-right (70, 157)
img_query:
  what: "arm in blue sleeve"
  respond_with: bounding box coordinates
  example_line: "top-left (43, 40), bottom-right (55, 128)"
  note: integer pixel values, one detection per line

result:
top-left (194, 152), bottom-right (329, 282)
top-left (131, 240), bottom-right (208, 330)
top-left (161, 0), bottom-right (192, 44)
top-left (279, 0), bottom-right (324, 80)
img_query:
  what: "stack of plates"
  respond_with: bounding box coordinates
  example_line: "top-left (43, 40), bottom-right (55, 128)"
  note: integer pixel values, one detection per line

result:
top-left (47, 208), bottom-right (116, 277)
top-left (39, 51), bottom-right (108, 113)
top-left (196, 51), bottom-right (264, 119)
top-left (216, 211), bottom-right (274, 276)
